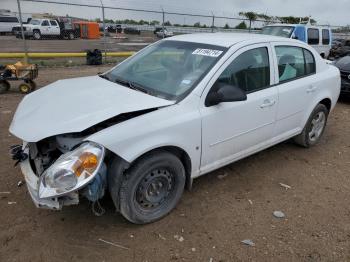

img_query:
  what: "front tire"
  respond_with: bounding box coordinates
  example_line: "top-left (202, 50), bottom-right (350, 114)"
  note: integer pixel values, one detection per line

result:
top-left (33, 30), bottom-right (41, 40)
top-left (119, 151), bottom-right (185, 224)
top-left (294, 104), bottom-right (329, 147)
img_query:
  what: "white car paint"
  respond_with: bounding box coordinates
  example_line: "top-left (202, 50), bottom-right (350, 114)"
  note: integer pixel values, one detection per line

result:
top-left (10, 33), bottom-right (341, 208)
top-left (10, 76), bottom-right (175, 142)
top-left (0, 15), bottom-right (19, 33)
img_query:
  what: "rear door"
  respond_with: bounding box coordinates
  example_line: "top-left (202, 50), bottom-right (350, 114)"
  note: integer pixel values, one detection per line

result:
top-left (271, 43), bottom-right (317, 138)
top-left (200, 43), bottom-right (278, 173)
top-left (40, 19), bottom-right (50, 35)
top-left (49, 20), bottom-right (60, 35)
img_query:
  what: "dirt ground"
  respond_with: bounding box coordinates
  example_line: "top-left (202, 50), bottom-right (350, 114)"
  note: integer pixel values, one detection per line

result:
top-left (0, 66), bottom-right (350, 262)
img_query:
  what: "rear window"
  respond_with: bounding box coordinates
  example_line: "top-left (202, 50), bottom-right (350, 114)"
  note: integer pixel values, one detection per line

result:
top-left (276, 46), bottom-right (316, 83)
top-left (308, 29), bottom-right (320, 45)
top-left (322, 29), bottom-right (330, 45)
top-left (0, 16), bottom-right (19, 23)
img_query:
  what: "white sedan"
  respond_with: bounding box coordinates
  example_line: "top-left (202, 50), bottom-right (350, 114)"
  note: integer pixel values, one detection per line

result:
top-left (10, 33), bottom-right (340, 224)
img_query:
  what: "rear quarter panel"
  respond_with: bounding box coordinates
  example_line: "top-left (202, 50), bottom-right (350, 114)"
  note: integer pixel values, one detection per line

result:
top-left (301, 63), bottom-right (340, 127)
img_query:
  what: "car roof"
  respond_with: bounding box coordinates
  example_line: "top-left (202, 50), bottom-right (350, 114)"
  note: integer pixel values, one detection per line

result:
top-left (166, 32), bottom-right (296, 48)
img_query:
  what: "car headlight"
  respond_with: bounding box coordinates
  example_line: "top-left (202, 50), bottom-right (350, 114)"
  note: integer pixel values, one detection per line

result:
top-left (38, 142), bottom-right (105, 199)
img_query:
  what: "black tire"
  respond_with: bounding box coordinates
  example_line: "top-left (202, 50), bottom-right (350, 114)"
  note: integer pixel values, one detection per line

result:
top-left (118, 151), bottom-right (185, 224)
top-left (33, 30), bottom-right (41, 40)
top-left (294, 104), bottom-right (329, 148)
top-left (28, 80), bottom-right (37, 91)
top-left (0, 80), bottom-right (10, 94)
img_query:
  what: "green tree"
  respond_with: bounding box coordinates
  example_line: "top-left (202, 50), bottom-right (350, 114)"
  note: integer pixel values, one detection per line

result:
top-left (164, 21), bottom-right (172, 26)
top-left (235, 21), bottom-right (247, 30)
top-left (193, 22), bottom-right (201, 27)
top-left (239, 11), bottom-right (258, 31)
top-left (150, 20), bottom-right (160, 25)
top-left (224, 23), bottom-right (230, 29)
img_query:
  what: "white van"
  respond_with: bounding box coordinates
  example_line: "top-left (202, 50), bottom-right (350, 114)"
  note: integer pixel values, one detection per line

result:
top-left (0, 15), bottom-right (19, 34)
top-left (262, 24), bottom-right (332, 58)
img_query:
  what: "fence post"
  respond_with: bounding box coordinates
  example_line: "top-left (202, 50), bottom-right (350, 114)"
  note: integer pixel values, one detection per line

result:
top-left (211, 12), bottom-right (215, 33)
top-left (100, 0), bottom-right (107, 63)
top-left (16, 0), bottom-right (28, 64)
top-left (161, 7), bottom-right (165, 39)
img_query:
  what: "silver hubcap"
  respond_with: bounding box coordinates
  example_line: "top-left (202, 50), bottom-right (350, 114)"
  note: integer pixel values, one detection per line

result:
top-left (34, 32), bottom-right (40, 39)
top-left (308, 112), bottom-right (326, 142)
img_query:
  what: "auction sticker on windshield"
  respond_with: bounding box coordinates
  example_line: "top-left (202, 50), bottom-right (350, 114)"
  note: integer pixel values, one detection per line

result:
top-left (192, 48), bottom-right (223, 57)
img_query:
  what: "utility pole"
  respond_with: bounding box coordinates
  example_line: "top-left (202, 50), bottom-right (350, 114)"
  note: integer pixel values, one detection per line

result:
top-left (211, 11), bottom-right (215, 33)
top-left (99, 0), bottom-right (107, 63)
top-left (16, 0), bottom-right (28, 63)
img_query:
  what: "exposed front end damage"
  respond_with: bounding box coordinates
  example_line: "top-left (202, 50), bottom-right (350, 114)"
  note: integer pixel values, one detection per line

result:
top-left (16, 134), bottom-right (109, 211)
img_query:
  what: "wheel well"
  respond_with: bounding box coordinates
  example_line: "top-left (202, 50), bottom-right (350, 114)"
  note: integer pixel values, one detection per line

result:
top-left (320, 53), bottom-right (325, 58)
top-left (135, 146), bottom-right (193, 190)
top-left (319, 98), bottom-right (331, 112)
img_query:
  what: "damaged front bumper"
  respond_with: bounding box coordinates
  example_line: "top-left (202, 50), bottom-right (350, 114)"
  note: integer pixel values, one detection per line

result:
top-left (20, 146), bottom-right (79, 210)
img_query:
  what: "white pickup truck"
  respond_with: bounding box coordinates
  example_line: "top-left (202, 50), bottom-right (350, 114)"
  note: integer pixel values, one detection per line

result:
top-left (12, 18), bottom-right (79, 40)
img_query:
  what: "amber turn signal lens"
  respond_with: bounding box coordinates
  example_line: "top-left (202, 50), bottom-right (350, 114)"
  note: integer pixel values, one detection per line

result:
top-left (73, 152), bottom-right (98, 177)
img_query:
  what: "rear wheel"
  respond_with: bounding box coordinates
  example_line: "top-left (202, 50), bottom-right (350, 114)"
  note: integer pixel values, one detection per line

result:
top-left (28, 80), bottom-right (37, 91)
top-left (68, 32), bottom-right (74, 40)
top-left (118, 151), bottom-right (186, 224)
top-left (0, 80), bottom-right (10, 94)
top-left (294, 104), bottom-right (329, 147)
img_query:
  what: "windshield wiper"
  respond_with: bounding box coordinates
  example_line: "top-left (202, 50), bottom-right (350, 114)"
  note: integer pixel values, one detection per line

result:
top-left (114, 77), bottom-right (151, 95)
top-left (99, 74), bottom-right (110, 81)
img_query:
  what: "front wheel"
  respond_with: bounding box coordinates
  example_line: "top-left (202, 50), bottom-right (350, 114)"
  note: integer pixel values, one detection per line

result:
top-left (294, 104), bottom-right (329, 147)
top-left (33, 30), bottom-right (41, 40)
top-left (118, 151), bottom-right (186, 224)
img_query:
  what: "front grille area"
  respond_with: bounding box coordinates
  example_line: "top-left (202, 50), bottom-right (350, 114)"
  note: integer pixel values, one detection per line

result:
top-left (12, 26), bottom-right (26, 32)
top-left (340, 71), bottom-right (350, 83)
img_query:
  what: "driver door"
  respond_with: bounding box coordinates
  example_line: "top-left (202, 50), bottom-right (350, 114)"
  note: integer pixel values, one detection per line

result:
top-left (200, 43), bottom-right (278, 174)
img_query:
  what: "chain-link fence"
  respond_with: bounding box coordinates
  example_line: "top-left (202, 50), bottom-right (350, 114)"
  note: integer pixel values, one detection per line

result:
top-left (1, 0), bottom-right (350, 67)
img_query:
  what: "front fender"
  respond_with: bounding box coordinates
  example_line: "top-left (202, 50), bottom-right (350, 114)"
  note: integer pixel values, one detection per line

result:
top-left (86, 97), bottom-right (202, 177)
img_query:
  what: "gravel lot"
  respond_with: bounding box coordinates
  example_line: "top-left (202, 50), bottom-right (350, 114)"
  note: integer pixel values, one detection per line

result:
top-left (0, 32), bottom-right (157, 53)
top-left (0, 66), bottom-right (350, 262)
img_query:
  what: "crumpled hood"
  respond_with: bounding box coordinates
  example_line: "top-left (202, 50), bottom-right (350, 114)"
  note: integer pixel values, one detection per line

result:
top-left (10, 76), bottom-right (174, 142)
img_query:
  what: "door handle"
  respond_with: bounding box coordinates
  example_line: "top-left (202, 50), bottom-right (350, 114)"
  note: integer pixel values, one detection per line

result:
top-left (306, 85), bottom-right (318, 93)
top-left (260, 99), bottom-right (276, 109)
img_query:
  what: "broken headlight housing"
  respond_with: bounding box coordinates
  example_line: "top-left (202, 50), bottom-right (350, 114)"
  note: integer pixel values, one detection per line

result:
top-left (38, 142), bottom-right (105, 199)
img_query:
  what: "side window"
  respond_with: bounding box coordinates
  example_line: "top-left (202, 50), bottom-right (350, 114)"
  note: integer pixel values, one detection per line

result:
top-left (322, 29), bottom-right (330, 45)
top-left (50, 20), bottom-right (58, 26)
top-left (308, 29), bottom-right (320, 45)
top-left (217, 47), bottom-right (270, 93)
top-left (276, 46), bottom-right (316, 83)
top-left (303, 49), bottom-right (316, 75)
top-left (41, 20), bottom-right (49, 26)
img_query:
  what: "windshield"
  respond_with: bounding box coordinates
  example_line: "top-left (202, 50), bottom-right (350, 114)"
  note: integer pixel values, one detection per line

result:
top-left (104, 40), bottom-right (227, 100)
top-left (29, 19), bottom-right (41, 25)
top-left (261, 26), bottom-right (295, 38)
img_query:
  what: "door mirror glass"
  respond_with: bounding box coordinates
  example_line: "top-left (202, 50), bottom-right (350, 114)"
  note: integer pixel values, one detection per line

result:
top-left (205, 82), bottom-right (247, 107)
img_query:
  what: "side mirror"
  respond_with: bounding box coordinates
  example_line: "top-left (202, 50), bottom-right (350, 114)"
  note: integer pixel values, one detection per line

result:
top-left (205, 82), bottom-right (247, 107)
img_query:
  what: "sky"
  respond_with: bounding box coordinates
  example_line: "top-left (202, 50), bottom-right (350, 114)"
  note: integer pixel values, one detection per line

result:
top-left (1, 0), bottom-right (349, 27)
